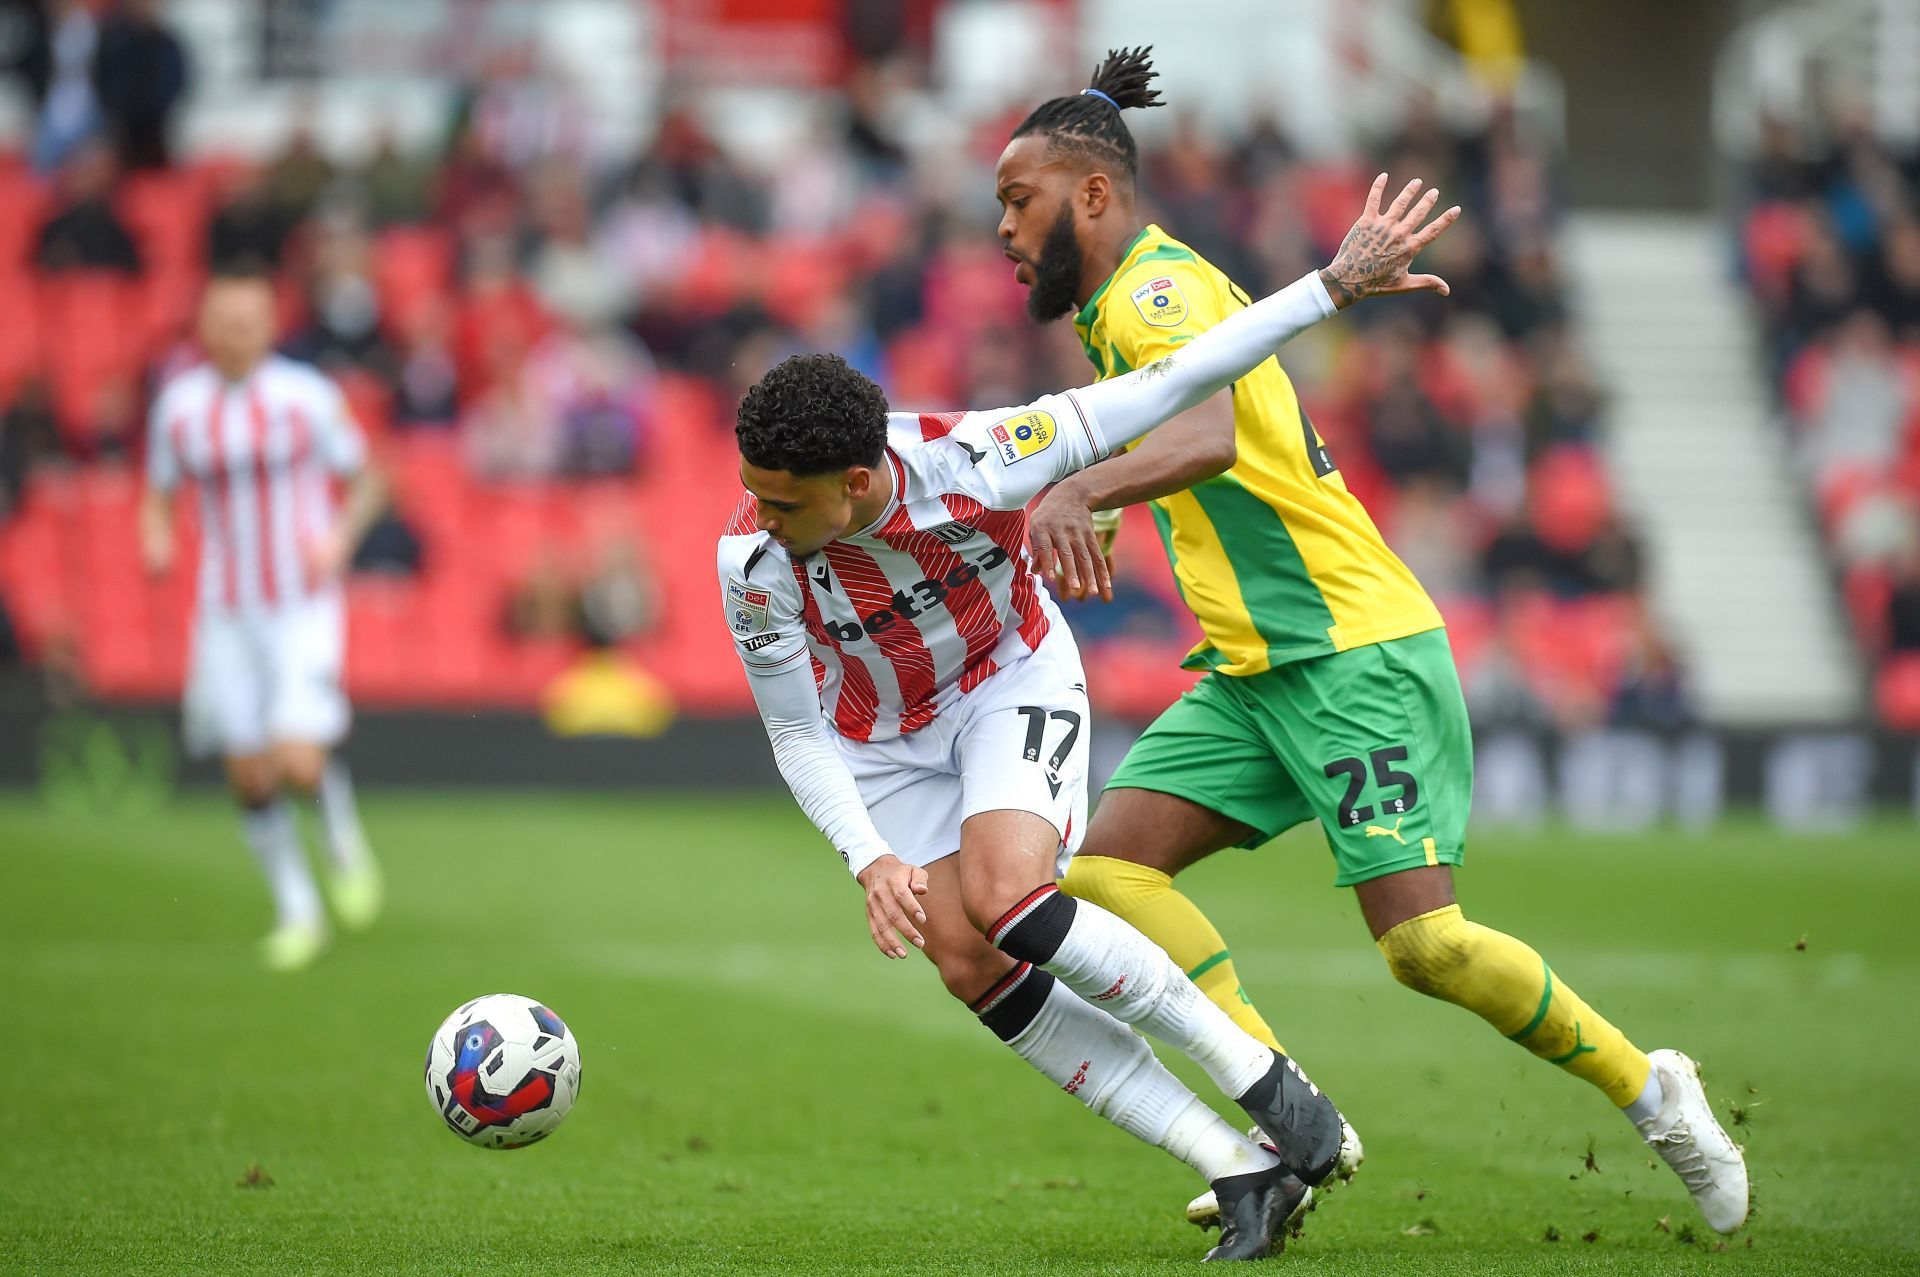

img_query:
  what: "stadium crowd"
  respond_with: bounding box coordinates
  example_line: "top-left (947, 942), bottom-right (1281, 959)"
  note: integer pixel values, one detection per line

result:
top-left (1738, 103), bottom-right (1920, 728)
top-left (0, 2), bottom-right (1680, 731)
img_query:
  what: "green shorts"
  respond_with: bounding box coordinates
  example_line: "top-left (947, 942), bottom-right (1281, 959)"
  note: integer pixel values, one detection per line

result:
top-left (1104, 628), bottom-right (1471, 887)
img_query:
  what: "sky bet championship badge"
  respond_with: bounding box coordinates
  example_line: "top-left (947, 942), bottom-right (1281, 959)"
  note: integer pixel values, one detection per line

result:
top-left (727, 578), bottom-right (770, 635)
top-left (1130, 276), bottom-right (1188, 327)
top-left (990, 410), bottom-right (1056, 466)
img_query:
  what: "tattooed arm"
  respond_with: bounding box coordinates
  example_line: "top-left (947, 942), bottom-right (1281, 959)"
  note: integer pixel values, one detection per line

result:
top-left (1318, 174), bottom-right (1461, 310)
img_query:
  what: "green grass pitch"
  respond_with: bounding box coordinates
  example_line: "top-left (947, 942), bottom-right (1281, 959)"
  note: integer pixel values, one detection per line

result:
top-left (4, 791), bottom-right (1917, 1275)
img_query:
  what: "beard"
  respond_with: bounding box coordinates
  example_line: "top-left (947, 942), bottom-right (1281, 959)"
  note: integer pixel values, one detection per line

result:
top-left (1024, 202), bottom-right (1084, 324)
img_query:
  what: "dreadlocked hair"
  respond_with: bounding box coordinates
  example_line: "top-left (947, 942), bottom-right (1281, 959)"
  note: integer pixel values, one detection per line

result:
top-left (1010, 45), bottom-right (1164, 178)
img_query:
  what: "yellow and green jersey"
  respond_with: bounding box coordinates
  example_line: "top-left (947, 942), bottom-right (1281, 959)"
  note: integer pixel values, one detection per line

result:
top-left (1074, 224), bottom-right (1444, 676)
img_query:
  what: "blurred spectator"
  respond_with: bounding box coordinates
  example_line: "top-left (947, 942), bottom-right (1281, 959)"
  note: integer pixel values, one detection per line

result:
top-left (70, 374), bottom-right (139, 464)
top-left (1872, 218), bottom-right (1920, 340)
top-left (1607, 611), bottom-right (1694, 731)
top-left (504, 545), bottom-right (577, 640)
top-left (91, 0), bottom-right (188, 171)
top-left (1525, 338), bottom-right (1605, 457)
top-left (0, 0), bottom-right (52, 107)
top-left (1889, 531), bottom-right (1920, 654)
top-left (390, 299), bottom-right (461, 427)
top-left (530, 328), bottom-right (654, 478)
top-left (27, 0), bottom-right (98, 173)
top-left (207, 168), bottom-right (292, 270)
top-left (526, 161), bottom-right (627, 331)
top-left (1795, 310), bottom-right (1914, 485)
top-left (356, 128), bottom-right (435, 227)
top-left (35, 139), bottom-right (140, 274)
top-left (1388, 477), bottom-right (1478, 600)
top-left (351, 509), bottom-right (424, 576)
top-left (287, 210), bottom-right (391, 377)
top-left (0, 377), bottom-right (60, 518)
top-left (577, 535), bottom-right (660, 647)
top-left (264, 124), bottom-right (336, 223)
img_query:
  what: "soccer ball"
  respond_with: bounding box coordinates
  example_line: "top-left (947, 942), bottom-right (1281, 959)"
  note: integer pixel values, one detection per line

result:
top-left (424, 993), bottom-right (582, 1149)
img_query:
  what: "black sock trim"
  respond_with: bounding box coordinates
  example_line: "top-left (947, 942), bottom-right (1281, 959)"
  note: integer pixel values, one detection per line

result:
top-left (988, 886), bottom-right (1076, 964)
top-left (975, 965), bottom-right (1055, 1042)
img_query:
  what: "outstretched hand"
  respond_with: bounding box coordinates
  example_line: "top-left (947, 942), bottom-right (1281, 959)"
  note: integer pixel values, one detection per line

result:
top-left (1319, 174), bottom-right (1461, 309)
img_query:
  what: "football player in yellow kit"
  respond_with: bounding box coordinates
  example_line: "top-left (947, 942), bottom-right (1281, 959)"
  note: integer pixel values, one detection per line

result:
top-left (995, 47), bottom-right (1749, 1235)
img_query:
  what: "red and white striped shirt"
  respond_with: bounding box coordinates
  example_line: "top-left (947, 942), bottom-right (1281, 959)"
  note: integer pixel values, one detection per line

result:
top-left (717, 390), bottom-right (1106, 743)
top-left (146, 355), bottom-right (367, 613)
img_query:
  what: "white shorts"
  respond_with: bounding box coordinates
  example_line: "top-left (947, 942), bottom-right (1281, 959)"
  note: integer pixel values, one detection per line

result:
top-left (183, 593), bottom-right (349, 758)
top-left (836, 634), bottom-right (1091, 879)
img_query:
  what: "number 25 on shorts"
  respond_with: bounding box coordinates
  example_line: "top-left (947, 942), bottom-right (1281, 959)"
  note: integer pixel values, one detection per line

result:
top-left (1322, 746), bottom-right (1419, 829)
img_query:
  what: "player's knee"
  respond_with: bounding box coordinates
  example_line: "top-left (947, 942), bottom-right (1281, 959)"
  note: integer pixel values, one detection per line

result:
top-left (230, 776), bottom-right (276, 809)
top-left (1376, 903), bottom-right (1473, 999)
top-left (958, 869), bottom-right (1040, 938)
top-left (935, 950), bottom-right (1013, 1006)
top-left (276, 748), bottom-right (325, 795)
top-left (226, 758), bottom-right (276, 807)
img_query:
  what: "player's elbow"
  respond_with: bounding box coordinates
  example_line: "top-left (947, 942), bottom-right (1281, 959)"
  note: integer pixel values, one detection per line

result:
top-left (1195, 428), bottom-right (1237, 477)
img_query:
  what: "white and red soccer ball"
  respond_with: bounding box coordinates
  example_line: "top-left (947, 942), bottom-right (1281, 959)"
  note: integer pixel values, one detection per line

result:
top-left (424, 994), bottom-right (582, 1148)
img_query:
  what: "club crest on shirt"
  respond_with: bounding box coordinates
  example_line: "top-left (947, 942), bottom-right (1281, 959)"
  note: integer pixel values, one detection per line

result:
top-left (989, 410), bottom-right (1056, 466)
top-left (925, 521), bottom-right (972, 545)
top-left (727, 577), bottom-right (771, 635)
top-left (1130, 276), bottom-right (1188, 327)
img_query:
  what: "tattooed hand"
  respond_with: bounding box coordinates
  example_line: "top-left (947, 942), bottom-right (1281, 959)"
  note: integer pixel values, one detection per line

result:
top-left (1318, 174), bottom-right (1462, 310)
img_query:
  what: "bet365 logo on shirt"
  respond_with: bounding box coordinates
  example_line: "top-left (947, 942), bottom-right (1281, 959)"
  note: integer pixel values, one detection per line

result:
top-left (990, 411), bottom-right (1056, 466)
top-left (1130, 276), bottom-right (1187, 327)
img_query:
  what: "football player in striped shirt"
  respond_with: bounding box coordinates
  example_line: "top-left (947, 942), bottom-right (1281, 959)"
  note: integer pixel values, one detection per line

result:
top-left (719, 178), bottom-right (1455, 1257)
top-left (1000, 48), bottom-right (1748, 1235)
top-left (141, 263), bottom-right (388, 971)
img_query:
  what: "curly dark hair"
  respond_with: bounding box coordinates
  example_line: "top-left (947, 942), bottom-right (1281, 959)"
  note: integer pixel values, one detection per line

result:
top-left (1010, 46), bottom-right (1164, 179)
top-left (735, 353), bottom-right (890, 476)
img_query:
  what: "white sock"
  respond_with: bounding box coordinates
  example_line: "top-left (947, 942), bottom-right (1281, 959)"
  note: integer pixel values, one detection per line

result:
top-left (1005, 978), bottom-right (1277, 1184)
top-left (241, 799), bottom-right (322, 929)
top-left (1035, 896), bottom-right (1275, 1100)
top-left (1625, 1063), bottom-right (1665, 1127)
top-left (316, 760), bottom-right (372, 874)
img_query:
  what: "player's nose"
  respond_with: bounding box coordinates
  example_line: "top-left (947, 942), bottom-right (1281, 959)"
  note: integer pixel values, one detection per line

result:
top-left (997, 208), bottom-right (1016, 242)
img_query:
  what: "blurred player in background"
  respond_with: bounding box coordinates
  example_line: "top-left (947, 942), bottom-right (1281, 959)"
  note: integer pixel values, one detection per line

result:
top-left (141, 262), bottom-right (387, 971)
top-left (1000, 49), bottom-right (1749, 1235)
top-left (721, 179), bottom-right (1456, 1258)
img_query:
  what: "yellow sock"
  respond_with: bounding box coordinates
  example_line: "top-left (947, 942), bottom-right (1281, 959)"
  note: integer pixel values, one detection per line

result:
top-left (1061, 855), bottom-right (1284, 1053)
top-left (1376, 904), bottom-right (1651, 1106)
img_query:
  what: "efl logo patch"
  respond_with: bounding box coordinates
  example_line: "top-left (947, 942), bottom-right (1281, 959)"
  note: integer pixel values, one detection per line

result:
top-left (989, 410), bottom-right (1056, 466)
top-left (727, 577), bottom-right (770, 635)
top-left (1130, 276), bottom-right (1188, 327)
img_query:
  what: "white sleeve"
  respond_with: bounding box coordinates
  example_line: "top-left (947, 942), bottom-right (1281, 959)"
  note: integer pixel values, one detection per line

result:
top-left (948, 271), bottom-right (1336, 509)
top-left (743, 657), bottom-right (895, 878)
top-left (1072, 270), bottom-right (1336, 455)
top-left (718, 540), bottom-right (893, 876)
top-left (948, 390), bottom-right (1108, 511)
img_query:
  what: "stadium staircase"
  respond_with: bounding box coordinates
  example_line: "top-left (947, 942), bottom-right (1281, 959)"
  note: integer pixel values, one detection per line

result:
top-left (1565, 213), bottom-right (1861, 724)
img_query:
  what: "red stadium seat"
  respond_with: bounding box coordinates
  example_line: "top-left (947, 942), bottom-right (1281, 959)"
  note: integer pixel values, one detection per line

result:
top-left (118, 171), bottom-right (207, 273)
top-left (0, 272), bottom-right (41, 400)
top-left (1875, 654), bottom-right (1920, 731)
top-left (38, 274), bottom-right (147, 436)
top-left (0, 169), bottom-right (48, 275)
top-left (374, 226), bottom-right (455, 333)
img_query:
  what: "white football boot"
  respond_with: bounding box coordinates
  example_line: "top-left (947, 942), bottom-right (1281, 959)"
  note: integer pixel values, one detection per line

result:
top-left (1187, 1118), bottom-right (1364, 1231)
top-left (1637, 1048), bottom-right (1750, 1233)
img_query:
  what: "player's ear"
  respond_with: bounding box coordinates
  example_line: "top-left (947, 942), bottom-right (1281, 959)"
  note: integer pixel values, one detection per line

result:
top-left (845, 465), bottom-right (872, 501)
top-left (1082, 171), bottom-right (1113, 219)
